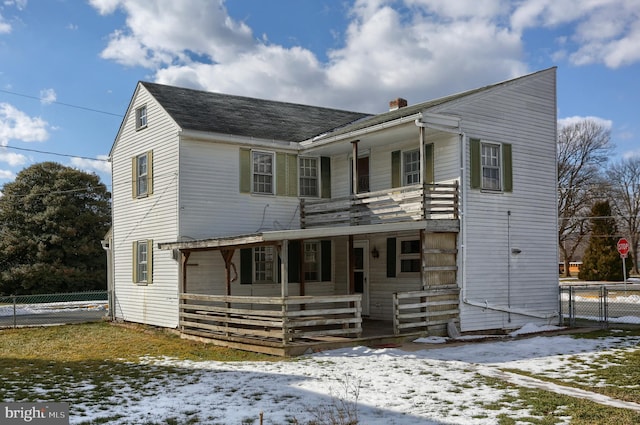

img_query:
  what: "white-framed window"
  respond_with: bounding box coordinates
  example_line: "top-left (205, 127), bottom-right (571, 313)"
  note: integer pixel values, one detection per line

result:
top-left (304, 241), bottom-right (320, 281)
top-left (132, 151), bottom-right (153, 199)
top-left (252, 151), bottom-right (274, 194)
top-left (299, 157), bottom-right (319, 197)
top-left (135, 106), bottom-right (147, 130)
top-left (481, 142), bottom-right (501, 191)
top-left (399, 238), bottom-right (420, 273)
top-left (133, 240), bottom-right (152, 284)
top-left (254, 246), bottom-right (275, 282)
top-left (403, 149), bottom-right (420, 185)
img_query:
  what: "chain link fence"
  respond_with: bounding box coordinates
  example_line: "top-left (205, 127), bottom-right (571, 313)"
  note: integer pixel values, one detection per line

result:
top-left (0, 291), bottom-right (108, 328)
top-left (560, 285), bottom-right (640, 328)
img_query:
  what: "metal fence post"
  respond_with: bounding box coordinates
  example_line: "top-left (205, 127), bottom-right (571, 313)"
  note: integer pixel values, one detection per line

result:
top-left (602, 286), bottom-right (609, 329)
top-left (12, 295), bottom-right (17, 328)
top-left (570, 287), bottom-right (576, 327)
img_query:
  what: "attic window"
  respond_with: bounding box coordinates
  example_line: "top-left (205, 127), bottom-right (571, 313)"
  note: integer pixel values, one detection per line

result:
top-left (135, 106), bottom-right (147, 130)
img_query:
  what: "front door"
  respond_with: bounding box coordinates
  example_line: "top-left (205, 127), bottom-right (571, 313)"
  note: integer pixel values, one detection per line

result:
top-left (354, 241), bottom-right (370, 316)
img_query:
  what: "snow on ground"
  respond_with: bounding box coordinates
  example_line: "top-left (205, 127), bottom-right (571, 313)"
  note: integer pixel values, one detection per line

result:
top-left (65, 324), bottom-right (640, 425)
top-left (0, 301), bottom-right (107, 317)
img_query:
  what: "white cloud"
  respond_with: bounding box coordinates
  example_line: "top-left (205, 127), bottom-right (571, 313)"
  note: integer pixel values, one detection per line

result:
top-left (40, 88), bottom-right (57, 105)
top-left (0, 0), bottom-right (27, 34)
top-left (0, 149), bottom-right (27, 166)
top-left (70, 155), bottom-right (112, 175)
top-left (0, 15), bottom-right (11, 34)
top-left (622, 149), bottom-right (640, 160)
top-left (90, 0), bottom-right (640, 114)
top-left (0, 103), bottom-right (50, 146)
top-left (511, 0), bottom-right (640, 68)
top-left (558, 115), bottom-right (613, 130)
top-left (93, 0), bottom-right (253, 68)
top-left (0, 168), bottom-right (15, 180)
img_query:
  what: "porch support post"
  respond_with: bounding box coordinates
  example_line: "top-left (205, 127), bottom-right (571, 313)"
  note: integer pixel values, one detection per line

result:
top-left (181, 250), bottom-right (191, 294)
top-left (351, 140), bottom-right (359, 194)
top-left (180, 250), bottom-right (191, 332)
top-left (279, 240), bottom-right (289, 297)
top-left (419, 126), bottom-right (425, 185)
top-left (279, 240), bottom-right (290, 344)
top-left (220, 249), bottom-right (235, 296)
top-left (348, 235), bottom-right (355, 294)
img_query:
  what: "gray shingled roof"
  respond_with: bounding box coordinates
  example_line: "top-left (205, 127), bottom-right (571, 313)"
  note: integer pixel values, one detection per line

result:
top-left (141, 82), bottom-right (372, 143)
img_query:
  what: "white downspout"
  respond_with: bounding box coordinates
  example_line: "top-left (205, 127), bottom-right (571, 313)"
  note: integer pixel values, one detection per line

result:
top-left (459, 132), bottom-right (468, 316)
top-left (101, 238), bottom-right (115, 321)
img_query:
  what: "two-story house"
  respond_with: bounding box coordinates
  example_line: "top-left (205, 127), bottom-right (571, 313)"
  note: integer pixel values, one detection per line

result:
top-left (106, 67), bottom-right (558, 355)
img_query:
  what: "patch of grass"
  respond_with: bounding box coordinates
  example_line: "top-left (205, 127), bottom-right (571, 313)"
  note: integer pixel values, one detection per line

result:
top-left (0, 322), bottom-right (276, 362)
top-left (480, 377), bottom-right (640, 425)
top-left (0, 322), bottom-right (276, 423)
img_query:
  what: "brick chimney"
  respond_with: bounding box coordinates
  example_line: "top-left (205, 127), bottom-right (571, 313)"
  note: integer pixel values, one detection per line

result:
top-left (389, 97), bottom-right (408, 111)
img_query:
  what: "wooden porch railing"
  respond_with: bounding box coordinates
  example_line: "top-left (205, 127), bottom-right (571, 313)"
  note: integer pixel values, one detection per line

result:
top-left (392, 286), bottom-right (460, 335)
top-left (179, 293), bottom-right (362, 345)
top-left (300, 182), bottom-right (458, 228)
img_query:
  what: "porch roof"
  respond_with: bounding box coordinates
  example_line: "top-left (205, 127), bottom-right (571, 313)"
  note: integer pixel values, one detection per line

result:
top-left (157, 219), bottom-right (458, 251)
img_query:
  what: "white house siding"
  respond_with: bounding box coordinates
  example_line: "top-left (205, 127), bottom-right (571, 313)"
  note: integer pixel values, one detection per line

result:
top-left (434, 69), bottom-right (558, 332)
top-left (111, 85), bottom-right (181, 328)
top-left (178, 139), bottom-right (301, 240)
top-left (330, 127), bottom-right (458, 198)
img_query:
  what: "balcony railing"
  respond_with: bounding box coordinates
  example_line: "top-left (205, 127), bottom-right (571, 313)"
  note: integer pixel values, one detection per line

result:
top-left (300, 182), bottom-right (459, 228)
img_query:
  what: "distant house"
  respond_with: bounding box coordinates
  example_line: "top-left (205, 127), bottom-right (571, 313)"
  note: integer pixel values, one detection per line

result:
top-left (105, 67), bottom-right (559, 355)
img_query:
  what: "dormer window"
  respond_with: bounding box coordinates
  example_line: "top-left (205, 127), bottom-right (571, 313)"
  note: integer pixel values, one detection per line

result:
top-left (135, 106), bottom-right (147, 130)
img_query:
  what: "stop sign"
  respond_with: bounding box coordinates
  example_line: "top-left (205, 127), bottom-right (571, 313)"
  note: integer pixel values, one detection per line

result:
top-left (617, 238), bottom-right (630, 256)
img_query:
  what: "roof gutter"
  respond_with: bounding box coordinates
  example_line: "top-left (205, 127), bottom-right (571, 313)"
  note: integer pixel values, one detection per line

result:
top-left (179, 129), bottom-right (299, 151)
top-left (299, 112), bottom-right (422, 152)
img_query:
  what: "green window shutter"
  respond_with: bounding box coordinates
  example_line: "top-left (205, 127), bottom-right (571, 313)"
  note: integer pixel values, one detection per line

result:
top-left (240, 248), bottom-right (253, 284)
top-left (469, 138), bottom-right (481, 189)
top-left (502, 143), bottom-right (513, 192)
top-left (424, 143), bottom-right (434, 184)
top-left (276, 152), bottom-right (287, 196)
top-left (321, 240), bottom-right (332, 282)
top-left (320, 157), bottom-right (331, 198)
top-left (147, 239), bottom-right (153, 284)
top-left (386, 237), bottom-right (396, 278)
top-left (288, 240), bottom-right (301, 283)
top-left (132, 241), bottom-right (138, 282)
top-left (391, 150), bottom-right (401, 188)
top-left (131, 157), bottom-right (137, 198)
top-left (239, 148), bottom-right (251, 193)
top-left (287, 154), bottom-right (298, 196)
top-left (147, 151), bottom-right (154, 195)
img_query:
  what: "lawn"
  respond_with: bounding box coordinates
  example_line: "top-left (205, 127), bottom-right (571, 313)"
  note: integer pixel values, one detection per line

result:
top-left (1, 322), bottom-right (640, 424)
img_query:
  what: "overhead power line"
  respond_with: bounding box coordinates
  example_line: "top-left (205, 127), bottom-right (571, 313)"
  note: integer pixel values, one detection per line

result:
top-left (2, 145), bottom-right (110, 162)
top-left (0, 88), bottom-right (123, 117)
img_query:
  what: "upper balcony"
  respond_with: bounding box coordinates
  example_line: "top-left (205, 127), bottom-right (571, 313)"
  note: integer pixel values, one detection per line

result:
top-left (300, 182), bottom-right (459, 229)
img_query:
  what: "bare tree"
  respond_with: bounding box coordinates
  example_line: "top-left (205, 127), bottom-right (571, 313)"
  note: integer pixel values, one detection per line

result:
top-left (558, 119), bottom-right (612, 277)
top-left (606, 157), bottom-right (640, 274)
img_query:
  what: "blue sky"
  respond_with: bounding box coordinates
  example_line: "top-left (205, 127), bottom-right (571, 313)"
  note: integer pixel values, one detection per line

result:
top-left (0, 0), bottom-right (639, 192)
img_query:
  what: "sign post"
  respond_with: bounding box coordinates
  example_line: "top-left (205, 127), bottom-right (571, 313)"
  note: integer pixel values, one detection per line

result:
top-left (617, 238), bottom-right (630, 291)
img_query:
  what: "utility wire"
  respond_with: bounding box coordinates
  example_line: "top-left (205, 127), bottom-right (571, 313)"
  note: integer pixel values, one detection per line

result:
top-left (0, 88), bottom-right (123, 117)
top-left (2, 145), bottom-right (110, 162)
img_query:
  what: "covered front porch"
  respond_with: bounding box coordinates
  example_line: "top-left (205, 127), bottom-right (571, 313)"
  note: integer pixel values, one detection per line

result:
top-left (159, 220), bottom-right (460, 356)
